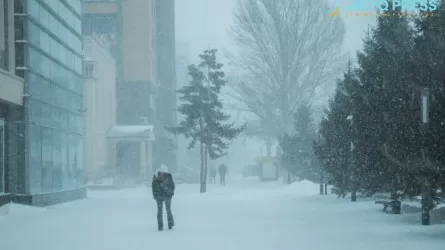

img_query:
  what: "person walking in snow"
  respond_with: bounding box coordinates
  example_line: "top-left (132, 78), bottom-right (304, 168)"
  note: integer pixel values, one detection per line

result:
top-left (218, 164), bottom-right (227, 186)
top-left (152, 164), bottom-right (175, 231)
top-left (209, 165), bottom-right (217, 184)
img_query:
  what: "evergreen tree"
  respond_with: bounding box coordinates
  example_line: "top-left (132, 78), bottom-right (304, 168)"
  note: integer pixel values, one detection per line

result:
top-left (168, 49), bottom-right (245, 193)
top-left (352, 5), bottom-right (417, 199)
top-left (279, 104), bottom-right (317, 182)
top-left (315, 67), bottom-right (356, 198)
top-left (413, 3), bottom-right (445, 204)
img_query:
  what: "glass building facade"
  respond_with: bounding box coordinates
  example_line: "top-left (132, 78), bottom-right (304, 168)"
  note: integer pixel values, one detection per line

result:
top-left (24, 0), bottom-right (84, 194)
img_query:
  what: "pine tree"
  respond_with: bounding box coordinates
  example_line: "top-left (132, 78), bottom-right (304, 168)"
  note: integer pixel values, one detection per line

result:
top-left (315, 66), bottom-right (356, 198)
top-left (168, 49), bottom-right (245, 193)
top-left (279, 104), bottom-right (317, 182)
top-left (412, 3), bottom-right (445, 208)
top-left (352, 5), bottom-right (418, 200)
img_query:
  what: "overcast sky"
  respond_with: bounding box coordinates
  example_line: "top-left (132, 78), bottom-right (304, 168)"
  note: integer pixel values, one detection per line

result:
top-left (175, 0), bottom-right (376, 61)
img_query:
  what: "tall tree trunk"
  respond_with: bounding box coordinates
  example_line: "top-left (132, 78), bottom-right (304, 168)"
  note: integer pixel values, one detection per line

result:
top-left (421, 178), bottom-right (432, 225)
top-left (341, 166), bottom-right (346, 198)
top-left (265, 137), bottom-right (272, 157)
top-left (199, 110), bottom-right (205, 193)
top-left (202, 145), bottom-right (208, 193)
top-left (320, 171), bottom-right (324, 195)
top-left (200, 141), bottom-right (205, 193)
top-left (350, 141), bottom-right (357, 202)
top-left (351, 170), bottom-right (357, 202)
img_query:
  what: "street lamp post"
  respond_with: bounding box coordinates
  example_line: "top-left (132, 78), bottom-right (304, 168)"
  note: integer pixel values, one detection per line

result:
top-left (317, 133), bottom-right (324, 195)
top-left (347, 115), bottom-right (357, 202)
top-left (421, 87), bottom-right (432, 225)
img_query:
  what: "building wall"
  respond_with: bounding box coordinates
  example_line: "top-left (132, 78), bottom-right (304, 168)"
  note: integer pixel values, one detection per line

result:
top-left (81, 1), bottom-right (117, 14)
top-left (83, 36), bottom-right (116, 181)
top-left (121, 0), bottom-right (155, 82)
top-left (24, 0), bottom-right (84, 194)
top-left (82, 0), bottom-right (157, 127)
top-left (0, 0), bottom-right (23, 106)
top-left (153, 0), bottom-right (177, 172)
top-left (0, 0), bottom-right (25, 199)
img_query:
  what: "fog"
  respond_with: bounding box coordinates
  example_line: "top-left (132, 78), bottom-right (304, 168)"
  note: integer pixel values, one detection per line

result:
top-left (175, 0), bottom-right (376, 174)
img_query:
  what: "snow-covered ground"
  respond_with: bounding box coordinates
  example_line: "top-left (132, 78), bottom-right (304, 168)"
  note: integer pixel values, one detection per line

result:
top-left (0, 177), bottom-right (444, 250)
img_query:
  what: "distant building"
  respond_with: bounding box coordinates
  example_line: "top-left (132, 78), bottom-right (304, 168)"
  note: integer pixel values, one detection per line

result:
top-left (82, 35), bottom-right (116, 183)
top-left (82, 0), bottom-right (157, 183)
top-left (175, 41), bottom-right (191, 89)
top-left (1, 0), bottom-right (86, 207)
top-left (154, 0), bottom-right (177, 172)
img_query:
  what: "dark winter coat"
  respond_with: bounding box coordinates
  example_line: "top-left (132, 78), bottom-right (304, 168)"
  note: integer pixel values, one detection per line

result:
top-left (152, 172), bottom-right (175, 201)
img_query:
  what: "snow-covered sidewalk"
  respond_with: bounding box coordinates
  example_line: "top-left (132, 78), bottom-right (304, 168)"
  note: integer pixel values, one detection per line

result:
top-left (0, 178), bottom-right (444, 250)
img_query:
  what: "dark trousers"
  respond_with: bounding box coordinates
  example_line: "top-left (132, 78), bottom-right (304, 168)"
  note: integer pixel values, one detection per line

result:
top-left (156, 199), bottom-right (174, 229)
top-left (220, 174), bottom-right (226, 185)
top-left (209, 176), bottom-right (216, 184)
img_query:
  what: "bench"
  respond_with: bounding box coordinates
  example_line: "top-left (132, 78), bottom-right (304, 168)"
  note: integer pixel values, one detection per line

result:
top-left (375, 200), bottom-right (401, 214)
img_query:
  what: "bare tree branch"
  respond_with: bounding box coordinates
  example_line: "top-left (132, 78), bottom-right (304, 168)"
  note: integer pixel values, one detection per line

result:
top-left (230, 0), bottom-right (346, 136)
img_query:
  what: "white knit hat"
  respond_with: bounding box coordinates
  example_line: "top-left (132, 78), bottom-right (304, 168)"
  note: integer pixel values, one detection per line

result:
top-left (154, 164), bottom-right (169, 177)
top-left (159, 164), bottom-right (169, 173)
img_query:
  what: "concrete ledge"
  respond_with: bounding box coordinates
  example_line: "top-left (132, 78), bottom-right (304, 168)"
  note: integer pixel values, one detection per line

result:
top-left (0, 193), bottom-right (12, 207)
top-left (0, 68), bottom-right (24, 105)
top-left (86, 184), bottom-right (120, 190)
top-left (12, 188), bottom-right (87, 207)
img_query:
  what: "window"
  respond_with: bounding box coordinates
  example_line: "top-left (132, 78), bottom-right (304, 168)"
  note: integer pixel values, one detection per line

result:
top-left (75, 136), bottom-right (84, 186)
top-left (59, 25), bottom-right (67, 45)
top-left (42, 128), bottom-right (53, 192)
top-left (41, 54), bottom-right (51, 79)
top-left (27, 21), bottom-right (40, 47)
top-left (29, 47), bottom-right (42, 74)
top-left (84, 61), bottom-right (95, 78)
top-left (56, 87), bottom-right (67, 109)
top-left (27, 0), bottom-right (40, 20)
top-left (41, 103), bottom-right (52, 127)
top-left (28, 124), bottom-right (42, 194)
top-left (77, 115), bottom-right (84, 134)
top-left (74, 55), bottom-right (82, 74)
top-left (60, 132), bottom-right (68, 188)
top-left (50, 59), bottom-right (58, 82)
top-left (82, 18), bottom-right (92, 35)
top-left (83, 14), bottom-right (117, 35)
top-left (0, 0), bottom-right (8, 71)
top-left (52, 130), bottom-right (62, 190)
top-left (51, 107), bottom-right (61, 130)
top-left (49, 15), bottom-right (59, 37)
top-left (28, 99), bottom-right (42, 125)
top-left (60, 111), bottom-right (68, 130)
top-left (27, 72), bottom-right (50, 102)
top-left (68, 134), bottom-right (77, 188)
top-left (68, 113), bottom-right (76, 132)
top-left (49, 37), bottom-right (59, 62)
top-left (0, 119), bottom-right (5, 193)
top-left (39, 7), bottom-right (49, 30)
top-left (40, 31), bottom-right (50, 54)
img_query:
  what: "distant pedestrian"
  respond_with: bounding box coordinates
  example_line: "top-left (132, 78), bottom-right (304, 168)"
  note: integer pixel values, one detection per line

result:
top-left (152, 164), bottom-right (175, 231)
top-left (218, 164), bottom-right (227, 185)
top-left (209, 166), bottom-right (217, 184)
